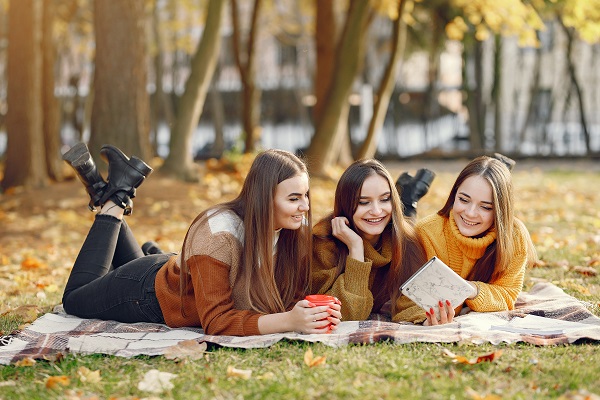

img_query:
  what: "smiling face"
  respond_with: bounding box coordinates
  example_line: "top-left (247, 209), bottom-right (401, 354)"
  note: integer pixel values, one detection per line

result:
top-left (352, 173), bottom-right (392, 245)
top-left (273, 173), bottom-right (310, 231)
top-left (452, 175), bottom-right (495, 237)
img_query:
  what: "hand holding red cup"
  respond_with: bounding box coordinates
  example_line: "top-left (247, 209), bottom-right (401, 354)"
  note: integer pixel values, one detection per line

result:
top-left (305, 294), bottom-right (342, 331)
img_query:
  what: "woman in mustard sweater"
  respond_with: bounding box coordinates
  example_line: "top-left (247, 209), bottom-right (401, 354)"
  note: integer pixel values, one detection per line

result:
top-left (60, 143), bottom-right (341, 336)
top-left (311, 159), bottom-right (426, 322)
top-left (396, 155), bottom-right (537, 325)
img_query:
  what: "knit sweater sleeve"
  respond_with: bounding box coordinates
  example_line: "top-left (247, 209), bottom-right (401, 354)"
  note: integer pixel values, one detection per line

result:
top-left (187, 252), bottom-right (262, 336)
top-left (311, 222), bottom-right (374, 321)
top-left (393, 295), bottom-right (427, 324)
top-left (465, 220), bottom-right (531, 311)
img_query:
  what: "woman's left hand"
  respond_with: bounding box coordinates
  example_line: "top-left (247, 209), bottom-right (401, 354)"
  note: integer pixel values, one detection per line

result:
top-left (423, 300), bottom-right (455, 326)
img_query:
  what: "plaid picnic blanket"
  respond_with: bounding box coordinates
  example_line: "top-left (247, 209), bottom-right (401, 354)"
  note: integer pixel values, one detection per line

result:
top-left (1, 282), bottom-right (599, 364)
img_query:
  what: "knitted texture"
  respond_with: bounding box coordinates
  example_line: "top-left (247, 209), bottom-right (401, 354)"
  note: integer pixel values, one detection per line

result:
top-left (395, 212), bottom-right (530, 323)
top-left (311, 218), bottom-right (393, 321)
top-left (155, 211), bottom-right (262, 336)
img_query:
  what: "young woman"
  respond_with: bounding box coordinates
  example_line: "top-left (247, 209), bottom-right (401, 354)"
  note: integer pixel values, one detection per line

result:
top-left (61, 143), bottom-right (341, 336)
top-left (396, 155), bottom-right (537, 325)
top-left (311, 159), bottom-right (427, 322)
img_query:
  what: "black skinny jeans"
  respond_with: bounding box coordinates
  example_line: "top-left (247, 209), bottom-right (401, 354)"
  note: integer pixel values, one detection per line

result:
top-left (62, 214), bottom-right (168, 324)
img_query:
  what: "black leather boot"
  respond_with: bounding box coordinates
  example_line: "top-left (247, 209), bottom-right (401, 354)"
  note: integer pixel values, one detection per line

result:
top-left (142, 241), bottom-right (165, 255)
top-left (62, 142), bottom-right (107, 211)
top-left (98, 145), bottom-right (153, 215)
top-left (395, 168), bottom-right (436, 219)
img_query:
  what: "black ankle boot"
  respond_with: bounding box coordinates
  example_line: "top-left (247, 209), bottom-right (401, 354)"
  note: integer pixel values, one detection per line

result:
top-left (396, 168), bottom-right (436, 219)
top-left (62, 142), bottom-right (108, 211)
top-left (142, 241), bottom-right (165, 255)
top-left (98, 145), bottom-right (153, 215)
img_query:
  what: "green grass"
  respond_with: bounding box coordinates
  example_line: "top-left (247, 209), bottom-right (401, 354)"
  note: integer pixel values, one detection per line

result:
top-left (1, 166), bottom-right (600, 399)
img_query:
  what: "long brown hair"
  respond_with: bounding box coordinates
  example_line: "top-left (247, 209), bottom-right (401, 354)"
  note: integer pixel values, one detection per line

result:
top-left (179, 149), bottom-right (312, 315)
top-left (318, 159), bottom-right (425, 311)
top-left (438, 156), bottom-right (536, 282)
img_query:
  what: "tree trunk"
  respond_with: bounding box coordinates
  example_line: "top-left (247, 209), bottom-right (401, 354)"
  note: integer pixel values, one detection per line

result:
top-left (463, 37), bottom-right (484, 151)
top-left (313, 0), bottom-right (337, 127)
top-left (306, 0), bottom-right (371, 176)
top-left (42, 0), bottom-right (63, 181)
top-left (491, 34), bottom-right (502, 152)
top-left (358, 0), bottom-right (407, 159)
top-left (161, 0), bottom-right (225, 180)
top-left (559, 18), bottom-right (590, 154)
top-left (517, 44), bottom-right (542, 154)
top-left (89, 0), bottom-right (150, 162)
top-left (2, 0), bottom-right (47, 190)
top-left (231, 0), bottom-right (262, 153)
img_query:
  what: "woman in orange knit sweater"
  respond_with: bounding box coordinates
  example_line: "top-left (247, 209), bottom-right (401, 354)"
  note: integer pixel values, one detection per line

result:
top-left (61, 143), bottom-right (341, 336)
top-left (396, 156), bottom-right (537, 325)
top-left (311, 159), bottom-right (426, 322)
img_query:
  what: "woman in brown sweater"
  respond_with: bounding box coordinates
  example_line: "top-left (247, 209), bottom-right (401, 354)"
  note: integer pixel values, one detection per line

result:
top-left (311, 159), bottom-right (426, 322)
top-left (61, 143), bottom-right (341, 336)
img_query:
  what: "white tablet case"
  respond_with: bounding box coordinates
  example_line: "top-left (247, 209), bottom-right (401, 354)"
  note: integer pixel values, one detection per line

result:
top-left (400, 256), bottom-right (474, 321)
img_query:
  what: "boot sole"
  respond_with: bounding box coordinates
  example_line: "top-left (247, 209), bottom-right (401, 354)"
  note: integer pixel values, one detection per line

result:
top-left (62, 142), bottom-right (90, 165)
top-left (100, 145), bottom-right (153, 178)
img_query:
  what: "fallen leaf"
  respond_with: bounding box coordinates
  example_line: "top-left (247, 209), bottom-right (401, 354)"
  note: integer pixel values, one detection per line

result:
top-left (443, 348), bottom-right (503, 365)
top-left (255, 372), bottom-right (275, 380)
top-left (77, 366), bottom-right (102, 383)
top-left (0, 381), bottom-right (17, 387)
top-left (3, 305), bottom-right (41, 323)
top-left (465, 387), bottom-right (503, 399)
top-left (226, 366), bottom-right (252, 380)
top-left (21, 256), bottom-right (47, 270)
top-left (571, 265), bottom-right (597, 277)
top-left (558, 389), bottom-right (600, 399)
top-left (137, 369), bottom-right (177, 394)
top-left (46, 375), bottom-right (71, 389)
top-left (303, 348), bottom-right (327, 368)
top-left (164, 339), bottom-right (207, 360)
top-left (14, 357), bottom-right (37, 367)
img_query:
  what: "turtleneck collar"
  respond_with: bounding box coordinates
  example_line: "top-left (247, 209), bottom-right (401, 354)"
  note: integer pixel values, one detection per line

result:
top-left (448, 210), bottom-right (496, 259)
top-left (363, 228), bottom-right (392, 268)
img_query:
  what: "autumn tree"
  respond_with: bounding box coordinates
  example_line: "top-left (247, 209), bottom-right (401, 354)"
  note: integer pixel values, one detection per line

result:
top-left (2, 0), bottom-right (48, 190)
top-left (88, 0), bottom-right (150, 161)
top-left (160, 0), bottom-right (226, 180)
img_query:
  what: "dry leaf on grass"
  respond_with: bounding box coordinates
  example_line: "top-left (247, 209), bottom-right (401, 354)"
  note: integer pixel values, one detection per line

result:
top-left (571, 265), bottom-right (597, 277)
top-left (46, 375), bottom-right (71, 389)
top-left (304, 348), bottom-right (326, 367)
top-left (465, 387), bottom-right (502, 399)
top-left (77, 366), bottom-right (102, 383)
top-left (164, 339), bottom-right (207, 360)
top-left (21, 256), bottom-right (47, 270)
top-left (137, 369), bottom-right (177, 394)
top-left (2, 305), bottom-right (42, 323)
top-left (14, 357), bottom-right (36, 367)
top-left (443, 348), bottom-right (503, 365)
top-left (226, 366), bottom-right (252, 379)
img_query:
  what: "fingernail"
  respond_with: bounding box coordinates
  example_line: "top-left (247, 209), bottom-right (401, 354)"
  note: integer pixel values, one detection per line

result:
top-left (438, 301), bottom-right (443, 307)
top-left (425, 311), bottom-right (430, 317)
top-left (446, 300), bottom-right (451, 306)
top-left (307, 302), bottom-right (315, 307)
top-left (430, 308), bottom-right (434, 314)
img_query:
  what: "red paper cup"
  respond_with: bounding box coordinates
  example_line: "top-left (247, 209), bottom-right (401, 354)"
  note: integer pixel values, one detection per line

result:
top-left (305, 294), bottom-right (339, 329)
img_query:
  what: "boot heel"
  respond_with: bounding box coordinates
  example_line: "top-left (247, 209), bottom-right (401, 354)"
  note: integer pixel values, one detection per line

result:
top-left (63, 142), bottom-right (90, 165)
top-left (129, 156), bottom-right (153, 177)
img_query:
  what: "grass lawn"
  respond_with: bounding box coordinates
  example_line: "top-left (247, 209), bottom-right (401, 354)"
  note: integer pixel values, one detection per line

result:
top-left (1, 159), bottom-right (599, 399)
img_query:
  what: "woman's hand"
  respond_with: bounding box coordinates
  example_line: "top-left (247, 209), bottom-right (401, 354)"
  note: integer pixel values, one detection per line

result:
top-left (423, 300), bottom-right (455, 326)
top-left (288, 300), bottom-right (342, 334)
top-left (331, 217), bottom-right (364, 261)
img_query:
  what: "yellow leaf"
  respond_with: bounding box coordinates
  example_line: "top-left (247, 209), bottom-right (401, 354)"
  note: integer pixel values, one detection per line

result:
top-left (45, 375), bottom-right (70, 390)
top-left (77, 366), bottom-right (102, 383)
top-left (443, 348), bottom-right (503, 365)
top-left (21, 256), bottom-right (47, 270)
top-left (4, 305), bottom-right (42, 323)
top-left (14, 357), bottom-right (37, 367)
top-left (226, 366), bottom-right (252, 380)
top-left (164, 339), bottom-right (207, 360)
top-left (303, 348), bottom-right (327, 368)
